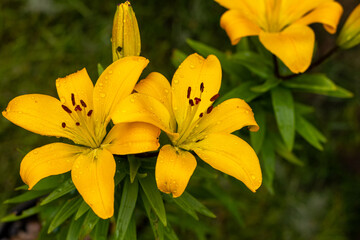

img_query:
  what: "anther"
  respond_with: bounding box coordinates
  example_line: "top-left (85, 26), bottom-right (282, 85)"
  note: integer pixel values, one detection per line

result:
top-left (71, 93), bottom-right (75, 106)
top-left (210, 94), bottom-right (220, 102)
top-left (87, 110), bottom-right (93, 117)
top-left (187, 87), bottom-right (191, 99)
top-left (74, 105), bottom-right (82, 111)
top-left (194, 97), bottom-right (201, 105)
top-left (80, 100), bottom-right (87, 108)
top-left (207, 106), bottom-right (213, 114)
top-left (189, 99), bottom-right (194, 106)
top-left (62, 122), bottom-right (66, 128)
top-left (199, 113), bottom-right (204, 118)
top-left (200, 82), bottom-right (204, 92)
top-left (62, 105), bottom-right (72, 114)
top-left (76, 122), bottom-right (80, 126)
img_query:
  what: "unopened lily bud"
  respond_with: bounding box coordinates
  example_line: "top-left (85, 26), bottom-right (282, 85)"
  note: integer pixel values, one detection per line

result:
top-left (111, 1), bottom-right (141, 61)
top-left (337, 4), bottom-right (360, 49)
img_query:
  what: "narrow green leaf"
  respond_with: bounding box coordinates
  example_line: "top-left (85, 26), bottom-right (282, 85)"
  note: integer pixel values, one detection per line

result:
top-left (271, 86), bottom-right (295, 150)
top-left (138, 174), bottom-right (167, 226)
top-left (295, 114), bottom-right (326, 150)
top-left (172, 195), bottom-right (198, 220)
top-left (4, 189), bottom-right (50, 204)
top-left (32, 174), bottom-right (67, 191)
top-left (163, 223), bottom-right (179, 240)
top-left (124, 215), bottom-right (137, 240)
top-left (66, 214), bottom-right (86, 240)
top-left (97, 63), bottom-right (104, 76)
top-left (236, 37), bottom-right (250, 52)
top-left (217, 82), bottom-right (262, 105)
top-left (232, 51), bottom-right (272, 78)
top-left (250, 108), bottom-right (266, 154)
top-left (274, 136), bottom-right (303, 166)
top-left (305, 85), bottom-right (354, 98)
top-left (115, 170), bottom-right (127, 186)
top-left (251, 76), bottom-right (281, 93)
top-left (175, 192), bottom-right (215, 218)
top-left (171, 49), bottom-right (187, 67)
top-left (128, 155), bottom-right (141, 183)
top-left (48, 197), bottom-right (82, 233)
top-left (75, 200), bottom-right (90, 220)
top-left (115, 178), bottom-right (139, 240)
top-left (1, 205), bottom-right (42, 222)
top-left (282, 73), bottom-right (337, 91)
top-left (260, 139), bottom-right (276, 194)
top-left (82, 209), bottom-right (100, 236)
top-left (295, 103), bottom-right (315, 115)
top-left (41, 178), bottom-right (75, 205)
top-left (93, 219), bottom-right (110, 240)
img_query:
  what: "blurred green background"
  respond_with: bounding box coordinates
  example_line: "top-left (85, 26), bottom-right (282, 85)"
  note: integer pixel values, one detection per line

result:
top-left (0, 0), bottom-right (359, 239)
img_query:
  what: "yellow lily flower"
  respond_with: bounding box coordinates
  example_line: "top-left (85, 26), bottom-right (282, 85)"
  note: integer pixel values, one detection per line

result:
top-left (112, 53), bottom-right (262, 197)
top-left (2, 56), bottom-right (160, 219)
top-left (215, 0), bottom-right (343, 73)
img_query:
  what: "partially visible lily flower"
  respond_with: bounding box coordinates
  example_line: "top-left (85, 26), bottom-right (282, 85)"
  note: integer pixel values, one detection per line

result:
top-left (112, 53), bottom-right (262, 197)
top-left (215, 0), bottom-right (343, 73)
top-left (2, 57), bottom-right (160, 219)
top-left (337, 4), bottom-right (360, 49)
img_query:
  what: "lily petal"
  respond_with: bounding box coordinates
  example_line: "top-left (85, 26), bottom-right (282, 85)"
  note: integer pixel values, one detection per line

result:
top-left (155, 145), bottom-right (197, 198)
top-left (259, 24), bottom-right (315, 73)
top-left (56, 68), bottom-right (94, 110)
top-left (193, 133), bottom-right (262, 192)
top-left (103, 122), bottom-right (160, 155)
top-left (294, 1), bottom-right (343, 34)
top-left (93, 56), bottom-right (149, 125)
top-left (72, 149), bottom-right (116, 219)
top-left (220, 10), bottom-right (261, 45)
top-left (2, 94), bottom-right (76, 140)
top-left (172, 54), bottom-right (221, 133)
top-left (20, 143), bottom-right (85, 189)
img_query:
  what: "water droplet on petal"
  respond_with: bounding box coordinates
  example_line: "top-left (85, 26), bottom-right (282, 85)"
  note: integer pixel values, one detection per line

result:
top-left (190, 64), bottom-right (195, 69)
top-left (108, 70), bottom-right (113, 74)
top-left (130, 98), bottom-right (135, 103)
top-left (99, 83), bottom-right (103, 87)
top-left (100, 93), bottom-right (106, 98)
top-left (251, 175), bottom-right (256, 180)
top-left (174, 79), bottom-right (179, 84)
top-left (56, 82), bottom-right (60, 88)
top-left (33, 150), bottom-right (38, 155)
top-left (60, 97), bottom-right (66, 103)
top-left (164, 89), bottom-right (169, 93)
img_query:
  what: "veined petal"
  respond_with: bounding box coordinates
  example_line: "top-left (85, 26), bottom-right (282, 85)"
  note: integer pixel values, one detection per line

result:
top-left (294, 1), bottom-right (343, 34)
top-left (56, 68), bottom-right (94, 110)
top-left (155, 145), bottom-right (197, 198)
top-left (194, 98), bottom-right (259, 138)
top-left (193, 133), bottom-right (262, 192)
top-left (103, 122), bottom-right (160, 155)
top-left (112, 93), bottom-right (175, 134)
top-left (72, 148), bottom-right (116, 219)
top-left (220, 10), bottom-right (261, 45)
top-left (2, 94), bottom-right (76, 140)
top-left (93, 56), bottom-right (149, 125)
top-left (259, 24), bottom-right (315, 73)
top-left (20, 143), bottom-right (86, 189)
top-left (172, 54), bottom-right (221, 134)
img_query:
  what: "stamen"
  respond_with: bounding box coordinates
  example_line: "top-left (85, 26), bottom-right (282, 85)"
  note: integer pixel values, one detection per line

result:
top-left (62, 122), bottom-right (66, 128)
top-left (74, 105), bottom-right (82, 111)
top-left (210, 94), bottom-right (220, 102)
top-left (207, 106), bottom-right (213, 114)
top-left (62, 105), bottom-right (72, 114)
top-left (187, 87), bottom-right (191, 99)
top-left (80, 100), bottom-right (87, 108)
top-left (87, 110), bottom-right (93, 116)
top-left (194, 97), bottom-right (201, 105)
top-left (189, 99), bottom-right (194, 106)
top-left (76, 122), bottom-right (80, 126)
top-left (200, 82), bottom-right (204, 92)
top-left (71, 93), bottom-right (75, 106)
top-left (199, 112), bottom-right (203, 118)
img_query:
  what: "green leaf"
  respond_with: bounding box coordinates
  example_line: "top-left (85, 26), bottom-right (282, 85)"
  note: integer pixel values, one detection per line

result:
top-left (250, 108), bottom-right (266, 153)
top-left (32, 174), bottom-right (67, 191)
top-left (138, 173), bottom-right (167, 226)
top-left (232, 51), bottom-right (272, 78)
top-left (82, 209), bottom-right (100, 235)
top-left (217, 81), bottom-right (262, 105)
top-left (97, 63), bottom-right (104, 76)
top-left (124, 215), bottom-right (137, 240)
top-left (295, 103), bottom-right (314, 115)
top-left (172, 195), bottom-right (199, 220)
top-left (306, 85), bottom-right (354, 98)
top-left (260, 139), bottom-right (276, 194)
top-left (251, 76), bottom-right (281, 93)
top-left (128, 155), bottom-right (141, 183)
top-left (66, 214), bottom-right (86, 240)
top-left (174, 192), bottom-right (215, 219)
top-left (171, 49), bottom-right (187, 67)
top-left (48, 196), bottom-right (82, 233)
top-left (93, 219), bottom-right (110, 240)
top-left (115, 178), bottom-right (139, 240)
top-left (282, 73), bottom-right (337, 91)
top-left (4, 189), bottom-right (50, 204)
top-left (295, 114), bottom-right (326, 150)
top-left (75, 200), bottom-right (90, 220)
top-left (1, 204), bottom-right (42, 222)
top-left (271, 86), bottom-right (295, 151)
top-left (163, 223), bottom-right (179, 240)
top-left (115, 170), bottom-right (127, 186)
top-left (236, 37), bottom-right (250, 52)
top-left (274, 136), bottom-right (303, 166)
top-left (41, 178), bottom-right (75, 205)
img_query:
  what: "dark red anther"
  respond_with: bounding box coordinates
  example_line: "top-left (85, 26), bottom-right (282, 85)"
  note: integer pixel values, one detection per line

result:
top-left (200, 82), bottom-right (204, 92)
top-left (194, 97), bottom-right (201, 105)
top-left (189, 99), bottom-right (194, 106)
top-left (187, 87), bottom-right (191, 99)
top-left (207, 106), bottom-right (213, 114)
top-left (62, 122), bottom-right (66, 128)
top-left (199, 112), bottom-right (204, 118)
top-left (210, 94), bottom-right (220, 102)
top-left (71, 93), bottom-right (75, 106)
top-left (62, 105), bottom-right (72, 114)
top-left (76, 122), bottom-right (80, 126)
top-left (74, 105), bottom-right (82, 111)
top-left (87, 110), bottom-right (93, 116)
top-left (80, 100), bottom-right (87, 108)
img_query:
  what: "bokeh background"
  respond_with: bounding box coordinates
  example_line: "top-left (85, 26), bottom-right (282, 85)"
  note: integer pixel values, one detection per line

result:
top-left (0, 0), bottom-right (359, 239)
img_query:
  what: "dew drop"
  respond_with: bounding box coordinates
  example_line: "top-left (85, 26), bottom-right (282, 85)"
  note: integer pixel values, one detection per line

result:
top-left (108, 70), bottom-right (113, 74)
top-left (100, 93), bottom-right (106, 98)
top-left (56, 82), bottom-right (60, 87)
top-left (245, 110), bottom-right (249, 114)
top-left (60, 97), bottom-right (66, 103)
top-left (99, 83), bottom-right (103, 87)
top-left (251, 175), bottom-right (256, 180)
top-left (173, 79), bottom-right (179, 84)
top-left (190, 64), bottom-right (195, 69)
top-left (164, 89), bottom-right (169, 93)
top-left (130, 98), bottom-right (135, 103)
top-left (33, 150), bottom-right (38, 155)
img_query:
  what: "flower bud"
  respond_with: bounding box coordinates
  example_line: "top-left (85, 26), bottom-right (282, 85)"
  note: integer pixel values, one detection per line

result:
top-left (337, 4), bottom-right (360, 49)
top-left (111, 1), bottom-right (141, 61)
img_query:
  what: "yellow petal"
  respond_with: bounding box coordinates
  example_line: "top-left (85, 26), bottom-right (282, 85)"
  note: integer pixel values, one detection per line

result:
top-left (259, 24), bottom-right (315, 73)
top-left (20, 143), bottom-right (85, 189)
top-left (56, 68), bottom-right (94, 111)
top-left (72, 149), bottom-right (116, 219)
top-left (172, 54), bottom-right (221, 133)
top-left (294, 1), bottom-right (343, 34)
top-left (112, 93), bottom-right (175, 134)
top-left (103, 122), bottom-right (160, 155)
top-left (193, 133), bottom-right (262, 192)
top-left (93, 56), bottom-right (149, 125)
top-left (2, 94), bottom-right (76, 140)
top-left (155, 145), bottom-right (197, 198)
top-left (194, 98), bottom-right (259, 138)
top-left (220, 10), bottom-right (261, 45)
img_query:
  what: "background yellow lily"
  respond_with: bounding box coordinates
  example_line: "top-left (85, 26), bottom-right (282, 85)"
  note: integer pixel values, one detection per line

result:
top-left (2, 56), bottom-right (160, 219)
top-left (215, 0), bottom-right (343, 73)
top-left (112, 53), bottom-right (262, 197)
